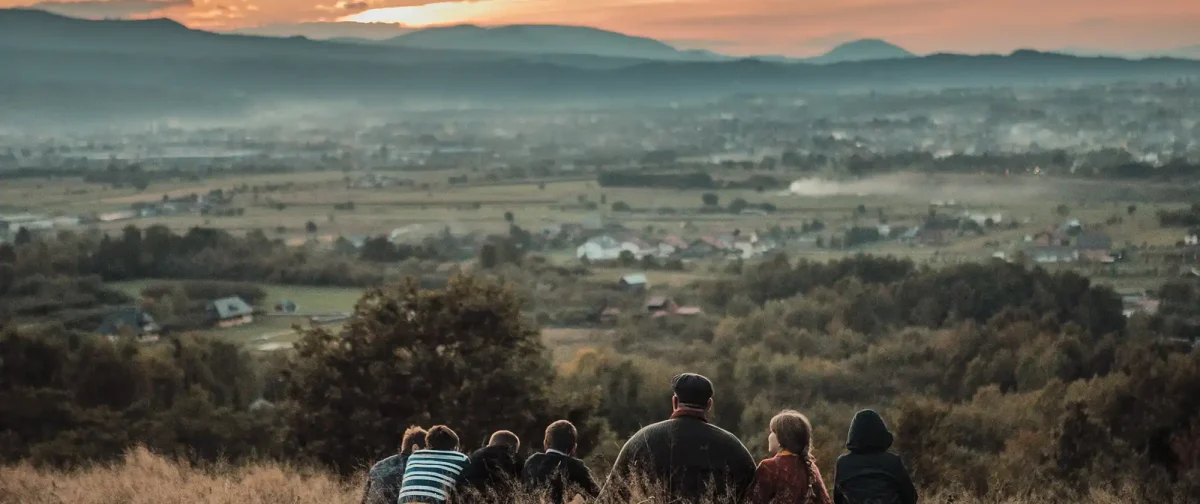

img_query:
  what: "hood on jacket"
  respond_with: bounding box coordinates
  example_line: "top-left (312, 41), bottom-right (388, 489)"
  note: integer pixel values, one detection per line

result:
top-left (846, 409), bottom-right (894, 454)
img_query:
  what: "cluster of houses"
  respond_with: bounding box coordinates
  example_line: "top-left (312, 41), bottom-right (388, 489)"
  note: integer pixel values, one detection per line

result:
top-left (600, 273), bottom-right (704, 322)
top-left (1021, 220), bottom-right (1117, 264)
top-left (576, 232), bottom-right (781, 261)
top-left (0, 212), bottom-right (81, 237)
top-left (0, 193), bottom-right (226, 243)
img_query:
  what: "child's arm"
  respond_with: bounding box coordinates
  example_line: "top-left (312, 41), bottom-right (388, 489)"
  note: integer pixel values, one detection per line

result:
top-left (810, 463), bottom-right (833, 504)
top-left (743, 462), bottom-right (774, 504)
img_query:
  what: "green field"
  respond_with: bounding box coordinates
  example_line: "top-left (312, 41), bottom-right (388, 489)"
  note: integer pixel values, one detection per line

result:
top-left (109, 280), bottom-right (365, 314)
top-left (105, 279), bottom-right (605, 355)
top-left (107, 280), bottom-right (366, 347)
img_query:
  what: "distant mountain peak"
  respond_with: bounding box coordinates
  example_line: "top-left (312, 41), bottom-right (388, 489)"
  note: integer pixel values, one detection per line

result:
top-left (810, 38), bottom-right (914, 64)
top-left (384, 23), bottom-right (695, 60)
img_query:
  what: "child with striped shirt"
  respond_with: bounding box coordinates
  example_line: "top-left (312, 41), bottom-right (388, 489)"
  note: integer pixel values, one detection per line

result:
top-left (399, 425), bottom-right (471, 504)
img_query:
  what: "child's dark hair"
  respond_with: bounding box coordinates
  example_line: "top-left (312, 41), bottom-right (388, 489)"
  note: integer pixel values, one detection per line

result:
top-left (426, 425), bottom-right (460, 451)
top-left (544, 420), bottom-right (578, 453)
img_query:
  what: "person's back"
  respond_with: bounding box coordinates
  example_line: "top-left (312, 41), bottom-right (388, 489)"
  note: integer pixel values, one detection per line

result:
top-left (524, 451), bottom-right (600, 504)
top-left (603, 373), bottom-right (756, 504)
top-left (362, 454), bottom-right (409, 504)
top-left (399, 425), bottom-right (471, 504)
top-left (523, 420), bottom-right (599, 504)
top-left (460, 431), bottom-right (524, 500)
top-left (617, 416), bottom-right (756, 501)
top-left (833, 410), bottom-right (917, 504)
top-left (362, 426), bottom-right (426, 504)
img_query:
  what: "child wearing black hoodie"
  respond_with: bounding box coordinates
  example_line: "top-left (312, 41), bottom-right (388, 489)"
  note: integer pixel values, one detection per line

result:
top-left (833, 410), bottom-right (918, 504)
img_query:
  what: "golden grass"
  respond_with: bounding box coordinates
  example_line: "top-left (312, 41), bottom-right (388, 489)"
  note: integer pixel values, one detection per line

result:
top-left (0, 447), bottom-right (1166, 504)
top-left (0, 447), bottom-right (356, 504)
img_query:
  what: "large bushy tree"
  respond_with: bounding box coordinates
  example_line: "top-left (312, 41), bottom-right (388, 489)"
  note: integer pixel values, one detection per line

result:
top-left (285, 274), bottom-right (553, 473)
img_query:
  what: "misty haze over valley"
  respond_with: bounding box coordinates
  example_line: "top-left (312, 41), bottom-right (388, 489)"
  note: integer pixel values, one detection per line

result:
top-left (2, 4), bottom-right (1200, 504)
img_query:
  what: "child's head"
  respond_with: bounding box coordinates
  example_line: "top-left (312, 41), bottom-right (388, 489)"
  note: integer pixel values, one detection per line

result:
top-left (489, 430), bottom-right (521, 453)
top-left (768, 410), bottom-right (813, 456)
top-left (425, 425), bottom-right (460, 451)
top-left (846, 409), bottom-right (894, 453)
top-left (401, 425), bottom-right (428, 455)
top-left (544, 420), bottom-right (578, 454)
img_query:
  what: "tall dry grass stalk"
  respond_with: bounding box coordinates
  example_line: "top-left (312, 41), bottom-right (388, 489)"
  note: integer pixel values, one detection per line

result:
top-left (0, 447), bottom-right (357, 504)
top-left (0, 447), bottom-right (1162, 504)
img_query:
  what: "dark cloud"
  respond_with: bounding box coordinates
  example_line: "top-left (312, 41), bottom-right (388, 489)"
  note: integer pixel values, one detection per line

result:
top-left (340, 1), bottom-right (369, 10)
top-left (31, 0), bottom-right (192, 18)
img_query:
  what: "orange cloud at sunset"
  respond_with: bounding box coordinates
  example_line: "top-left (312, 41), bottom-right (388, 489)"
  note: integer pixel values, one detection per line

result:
top-left (6, 0), bottom-right (1200, 56)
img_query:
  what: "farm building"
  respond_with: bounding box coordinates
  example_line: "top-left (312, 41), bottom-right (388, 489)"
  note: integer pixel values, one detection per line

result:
top-left (210, 296), bottom-right (255, 328)
top-left (1076, 233), bottom-right (1114, 262)
top-left (97, 308), bottom-right (161, 342)
top-left (577, 235), bottom-right (622, 261)
top-left (619, 273), bottom-right (648, 292)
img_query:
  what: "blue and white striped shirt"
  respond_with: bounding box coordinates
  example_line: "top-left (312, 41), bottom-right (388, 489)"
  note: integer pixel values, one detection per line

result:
top-left (398, 449), bottom-right (471, 504)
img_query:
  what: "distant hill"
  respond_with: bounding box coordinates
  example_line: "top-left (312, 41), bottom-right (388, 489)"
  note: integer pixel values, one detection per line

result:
top-left (383, 24), bottom-right (703, 60)
top-left (232, 22), bottom-right (413, 41)
top-left (4, 9), bottom-right (1200, 125)
top-left (1057, 45), bottom-right (1200, 61)
top-left (808, 39), bottom-right (915, 64)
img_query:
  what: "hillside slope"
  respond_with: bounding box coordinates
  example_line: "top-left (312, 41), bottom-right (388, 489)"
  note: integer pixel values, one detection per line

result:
top-left (809, 38), bottom-right (916, 64)
top-left (384, 24), bottom-right (697, 60)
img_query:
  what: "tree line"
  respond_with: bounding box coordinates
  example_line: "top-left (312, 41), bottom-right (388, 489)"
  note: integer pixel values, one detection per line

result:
top-left (1, 256), bottom-right (1198, 502)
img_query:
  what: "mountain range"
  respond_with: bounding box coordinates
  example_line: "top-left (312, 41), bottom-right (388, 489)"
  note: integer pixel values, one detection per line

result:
top-left (1058, 45), bottom-right (1200, 60)
top-left (4, 8), bottom-right (1200, 125)
top-left (233, 20), bottom-right (912, 64)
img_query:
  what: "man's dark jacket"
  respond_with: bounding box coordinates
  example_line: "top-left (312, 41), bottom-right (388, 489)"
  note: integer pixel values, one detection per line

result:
top-left (361, 453), bottom-right (409, 504)
top-left (522, 451), bottom-right (601, 504)
top-left (460, 444), bottom-right (524, 497)
top-left (833, 410), bottom-right (918, 504)
top-left (602, 414), bottom-right (756, 503)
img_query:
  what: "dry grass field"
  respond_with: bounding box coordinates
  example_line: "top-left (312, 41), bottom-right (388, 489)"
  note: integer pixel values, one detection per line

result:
top-left (0, 447), bottom-right (1164, 504)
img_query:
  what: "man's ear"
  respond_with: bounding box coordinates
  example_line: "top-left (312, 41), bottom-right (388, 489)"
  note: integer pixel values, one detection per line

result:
top-left (672, 395), bottom-right (679, 409)
top-left (707, 398), bottom-right (713, 411)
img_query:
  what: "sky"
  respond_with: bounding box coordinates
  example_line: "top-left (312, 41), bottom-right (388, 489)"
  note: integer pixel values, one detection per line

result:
top-left (8, 0), bottom-right (1200, 56)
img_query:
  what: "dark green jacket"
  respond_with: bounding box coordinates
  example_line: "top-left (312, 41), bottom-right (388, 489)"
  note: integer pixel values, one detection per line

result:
top-left (522, 450), bottom-right (600, 504)
top-left (602, 415), bottom-right (756, 504)
top-left (833, 410), bottom-right (918, 504)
